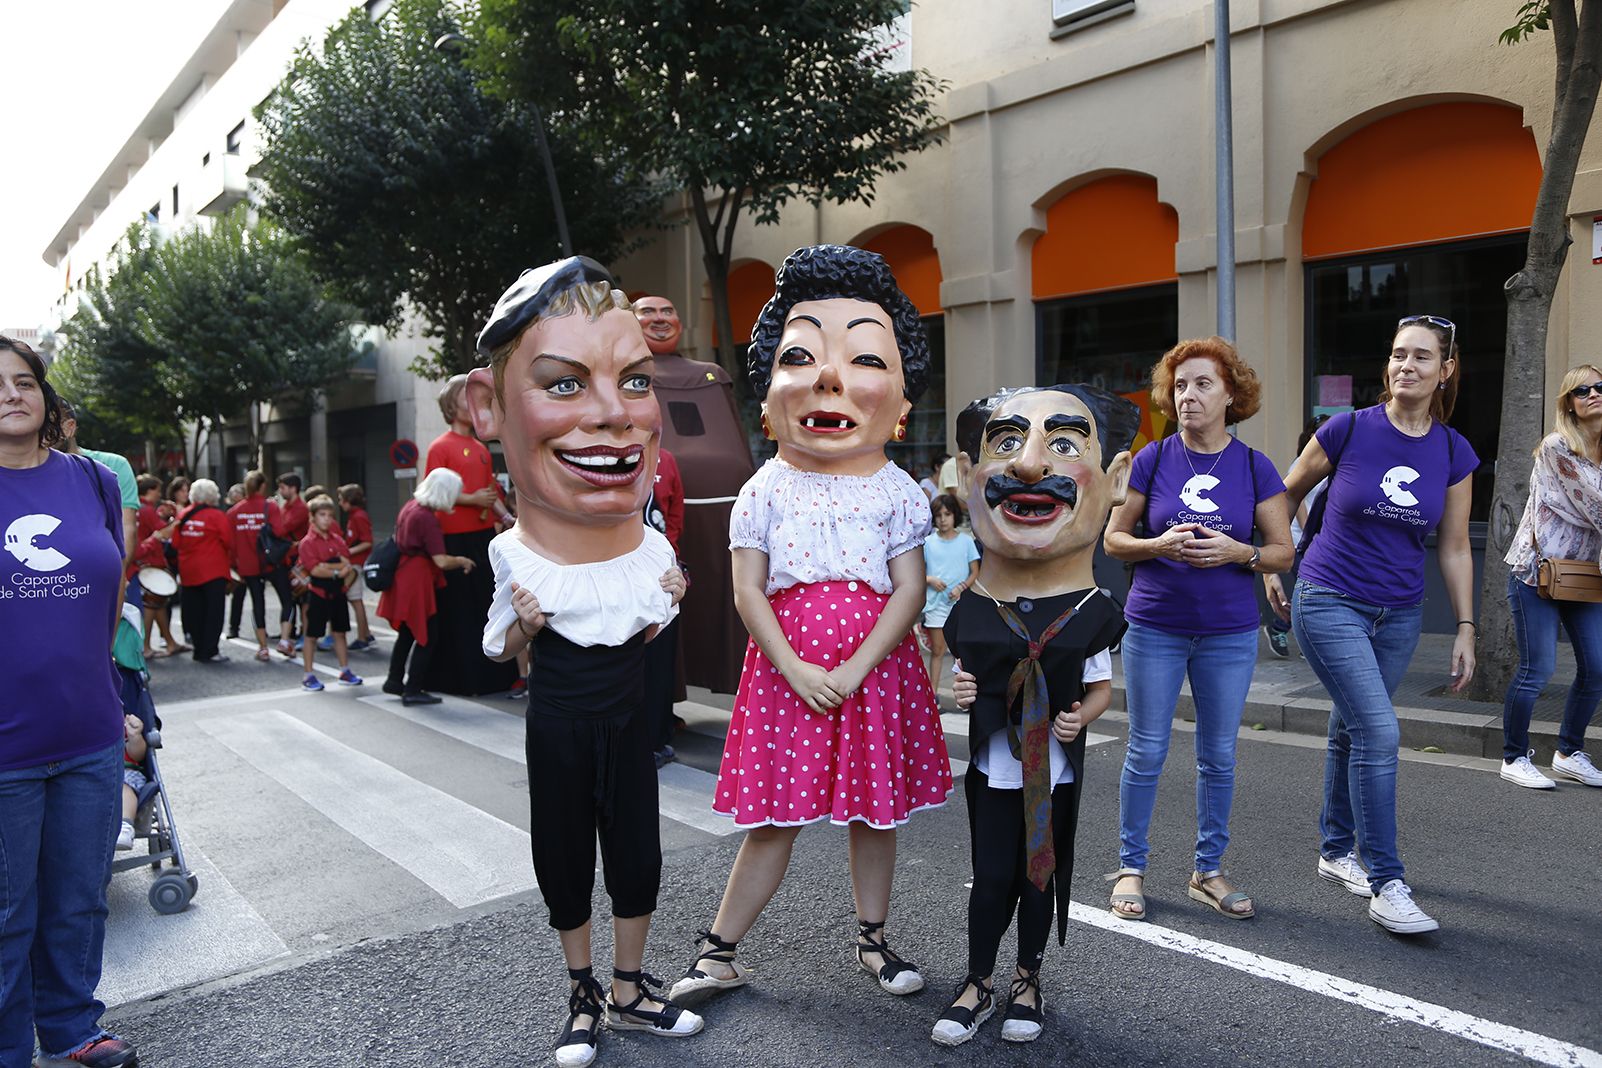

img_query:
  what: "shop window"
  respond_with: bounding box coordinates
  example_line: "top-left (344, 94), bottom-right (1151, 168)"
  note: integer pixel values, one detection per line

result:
top-left (1304, 234), bottom-right (1525, 523)
top-left (1036, 283), bottom-right (1178, 451)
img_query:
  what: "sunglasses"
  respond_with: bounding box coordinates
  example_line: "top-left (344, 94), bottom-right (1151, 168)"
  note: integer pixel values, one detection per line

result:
top-left (1569, 383), bottom-right (1602, 399)
top-left (1397, 314), bottom-right (1456, 357)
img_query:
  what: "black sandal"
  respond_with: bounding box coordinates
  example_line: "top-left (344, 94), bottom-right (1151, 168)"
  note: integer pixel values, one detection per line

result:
top-left (554, 967), bottom-right (605, 1068)
top-left (930, 974), bottom-right (994, 1047)
top-left (667, 930), bottom-right (750, 1001)
top-left (856, 920), bottom-right (925, 995)
top-left (605, 968), bottom-right (705, 1037)
top-left (1001, 968), bottom-right (1045, 1044)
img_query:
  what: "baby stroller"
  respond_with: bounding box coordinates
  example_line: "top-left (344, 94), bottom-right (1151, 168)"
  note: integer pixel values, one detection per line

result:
top-left (111, 611), bottom-right (199, 914)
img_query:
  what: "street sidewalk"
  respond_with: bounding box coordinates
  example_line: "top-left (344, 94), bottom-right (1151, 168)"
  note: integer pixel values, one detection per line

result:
top-left (1107, 629), bottom-right (1602, 762)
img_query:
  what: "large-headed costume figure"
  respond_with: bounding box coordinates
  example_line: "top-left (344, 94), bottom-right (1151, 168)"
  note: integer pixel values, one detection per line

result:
top-left (670, 245), bottom-right (952, 1008)
top-left (932, 384), bottom-right (1138, 1048)
top-left (466, 258), bottom-right (703, 1068)
top-left (634, 295), bottom-right (755, 694)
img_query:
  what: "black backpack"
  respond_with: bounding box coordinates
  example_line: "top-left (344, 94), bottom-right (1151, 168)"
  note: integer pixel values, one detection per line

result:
top-left (362, 537), bottom-right (401, 592)
top-left (258, 503), bottom-right (295, 567)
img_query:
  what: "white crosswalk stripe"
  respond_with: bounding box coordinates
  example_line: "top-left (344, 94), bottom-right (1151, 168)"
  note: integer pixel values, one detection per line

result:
top-left (198, 709), bottom-right (537, 908)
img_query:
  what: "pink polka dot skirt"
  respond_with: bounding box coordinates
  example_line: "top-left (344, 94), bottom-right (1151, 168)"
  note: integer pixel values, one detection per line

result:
top-left (713, 581), bottom-right (954, 829)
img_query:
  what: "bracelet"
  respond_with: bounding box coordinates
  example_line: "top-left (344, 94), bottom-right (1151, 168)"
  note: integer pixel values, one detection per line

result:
top-left (517, 616), bottom-right (535, 639)
top-left (1456, 620), bottom-right (1477, 631)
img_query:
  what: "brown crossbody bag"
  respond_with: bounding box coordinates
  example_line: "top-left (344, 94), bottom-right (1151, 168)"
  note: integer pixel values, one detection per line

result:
top-left (1533, 529), bottom-right (1602, 602)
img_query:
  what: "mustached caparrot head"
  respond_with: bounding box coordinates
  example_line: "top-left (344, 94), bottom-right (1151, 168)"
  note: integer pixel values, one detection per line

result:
top-left (955, 384), bottom-right (1138, 562)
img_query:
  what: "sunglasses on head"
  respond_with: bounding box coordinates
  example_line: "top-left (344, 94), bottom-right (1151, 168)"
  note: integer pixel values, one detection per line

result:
top-left (1569, 382), bottom-right (1602, 399)
top-left (1397, 315), bottom-right (1456, 357)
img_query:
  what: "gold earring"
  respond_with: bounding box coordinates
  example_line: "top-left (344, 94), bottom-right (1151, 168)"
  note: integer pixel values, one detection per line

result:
top-left (894, 415), bottom-right (908, 442)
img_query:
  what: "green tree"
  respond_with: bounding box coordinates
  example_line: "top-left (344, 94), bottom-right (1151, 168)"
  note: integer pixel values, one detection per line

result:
top-left (254, 0), bottom-right (658, 379)
top-left (134, 208), bottom-right (359, 468)
top-left (56, 226), bottom-right (184, 462)
top-left (473, 0), bottom-right (944, 378)
top-left (1472, 0), bottom-right (1602, 698)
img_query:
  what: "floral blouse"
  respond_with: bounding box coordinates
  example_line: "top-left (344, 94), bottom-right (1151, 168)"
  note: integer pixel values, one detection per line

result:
top-left (1505, 433), bottom-right (1602, 584)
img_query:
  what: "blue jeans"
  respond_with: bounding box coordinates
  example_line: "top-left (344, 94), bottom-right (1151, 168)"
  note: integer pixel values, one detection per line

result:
top-left (1292, 581), bottom-right (1421, 893)
top-left (0, 743), bottom-right (122, 1067)
top-left (1118, 622), bottom-right (1259, 873)
top-left (1504, 573), bottom-right (1602, 761)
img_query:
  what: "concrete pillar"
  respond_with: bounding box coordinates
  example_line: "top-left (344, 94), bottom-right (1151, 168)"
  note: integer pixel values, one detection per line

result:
top-left (309, 391), bottom-right (330, 486)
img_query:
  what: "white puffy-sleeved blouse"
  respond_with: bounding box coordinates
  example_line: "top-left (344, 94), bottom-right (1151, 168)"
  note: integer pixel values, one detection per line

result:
top-left (481, 525), bottom-right (679, 655)
top-left (728, 458), bottom-right (933, 596)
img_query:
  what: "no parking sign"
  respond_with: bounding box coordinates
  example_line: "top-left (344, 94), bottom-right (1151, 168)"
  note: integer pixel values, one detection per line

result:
top-left (390, 438), bottom-right (419, 478)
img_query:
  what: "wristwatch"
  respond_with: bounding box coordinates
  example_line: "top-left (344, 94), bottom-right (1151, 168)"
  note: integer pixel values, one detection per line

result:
top-left (1245, 546), bottom-right (1261, 571)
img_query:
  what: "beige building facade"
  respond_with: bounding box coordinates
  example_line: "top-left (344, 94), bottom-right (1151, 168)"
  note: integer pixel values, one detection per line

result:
top-left (613, 0), bottom-right (1602, 493)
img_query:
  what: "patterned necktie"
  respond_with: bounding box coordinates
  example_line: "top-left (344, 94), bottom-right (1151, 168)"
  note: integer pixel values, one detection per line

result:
top-left (990, 596), bottom-right (1090, 893)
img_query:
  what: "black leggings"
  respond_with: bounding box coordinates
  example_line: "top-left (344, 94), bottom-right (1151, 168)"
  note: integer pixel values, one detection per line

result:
top-left (230, 575), bottom-right (267, 633)
top-left (387, 616), bottom-right (439, 693)
top-left (642, 616), bottom-right (680, 750)
top-left (965, 768), bottom-right (1077, 977)
top-left (526, 707), bottom-right (660, 931)
top-left (181, 578), bottom-right (228, 661)
top-left (266, 567), bottom-right (296, 628)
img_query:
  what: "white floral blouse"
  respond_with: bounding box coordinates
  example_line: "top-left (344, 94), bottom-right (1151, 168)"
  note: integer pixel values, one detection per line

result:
top-left (1505, 433), bottom-right (1602, 585)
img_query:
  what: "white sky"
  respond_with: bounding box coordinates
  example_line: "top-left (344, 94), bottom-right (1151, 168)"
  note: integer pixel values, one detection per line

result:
top-left (0, 0), bottom-right (230, 329)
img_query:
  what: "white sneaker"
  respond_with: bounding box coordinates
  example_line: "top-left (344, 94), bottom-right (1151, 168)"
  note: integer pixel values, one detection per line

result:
top-left (1501, 751), bottom-right (1556, 790)
top-left (115, 820), bottom-right (135, 851)
top-left (1317, 851), bottom-right (1370, 896)
top-left (1551, 750), bottom-right (1602, 787)
top-left (1368, 879), bottom-right (1439, 934)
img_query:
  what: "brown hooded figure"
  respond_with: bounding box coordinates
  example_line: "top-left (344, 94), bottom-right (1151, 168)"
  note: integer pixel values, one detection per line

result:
top-left (634, 295), bottom-right (755, 693)
top-left (931, 383), bottom-right (1138, 1049)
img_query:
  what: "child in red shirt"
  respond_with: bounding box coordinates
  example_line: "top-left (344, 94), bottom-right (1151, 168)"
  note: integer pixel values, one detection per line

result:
top-left (296, 497), bottom-right (364, 691)
top-left (338, 484), bottom-right (377, 649)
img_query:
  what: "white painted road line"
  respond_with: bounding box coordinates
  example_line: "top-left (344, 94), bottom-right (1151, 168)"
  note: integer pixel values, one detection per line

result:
top-left (102, 849), bottom-right (289, 1009)
top-left (225, 636), bottom-right (362, 680)
top-left (199, 710), bottom-right (537, 909)
top-left (157, 687), bottom-right (313, 715)
top-left (1067, 901), bottom-right (1602, 1068)
top-left (360, 693), bottom-right (527, 764)
top-left (656, 762), bottom-right (743, 837)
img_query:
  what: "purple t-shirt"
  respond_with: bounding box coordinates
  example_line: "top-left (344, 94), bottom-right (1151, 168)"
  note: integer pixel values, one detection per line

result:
top-left (0, 451), bottom-right (125, 771)
top-left (1298, 405), bottom-right (1479, 607)
top-left (1125, 435), bottom-right (1285, 635)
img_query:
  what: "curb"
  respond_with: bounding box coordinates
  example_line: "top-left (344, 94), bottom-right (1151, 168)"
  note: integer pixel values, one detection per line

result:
top-left (1107, 679), bottom-right (1602, 764)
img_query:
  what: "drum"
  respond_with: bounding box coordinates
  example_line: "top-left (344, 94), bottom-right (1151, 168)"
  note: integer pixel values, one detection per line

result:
top-left (138, 567), bottom-right (178, 608)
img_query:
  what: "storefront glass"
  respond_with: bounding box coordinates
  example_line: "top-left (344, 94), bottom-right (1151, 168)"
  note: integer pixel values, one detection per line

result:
top-left (1305, 233), bottom-right (1525, 522)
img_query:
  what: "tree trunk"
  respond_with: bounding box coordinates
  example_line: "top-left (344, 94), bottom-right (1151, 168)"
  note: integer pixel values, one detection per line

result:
top-left (689, 185), bottom-right (743, 381)
top-left (1468, 0), bottom-right (1602, 699)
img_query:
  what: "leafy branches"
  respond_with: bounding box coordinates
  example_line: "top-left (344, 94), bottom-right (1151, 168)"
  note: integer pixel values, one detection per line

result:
top-left (254, 0), bottom-right (659, 379)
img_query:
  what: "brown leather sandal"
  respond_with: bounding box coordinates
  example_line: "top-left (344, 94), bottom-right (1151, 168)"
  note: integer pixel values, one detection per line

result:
top-left (1188, 869), bottom-right (1254, 919)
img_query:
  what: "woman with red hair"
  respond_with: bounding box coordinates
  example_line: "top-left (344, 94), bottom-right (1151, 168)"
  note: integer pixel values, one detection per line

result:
top-left (1103, 337), bottom-right (1293, 923)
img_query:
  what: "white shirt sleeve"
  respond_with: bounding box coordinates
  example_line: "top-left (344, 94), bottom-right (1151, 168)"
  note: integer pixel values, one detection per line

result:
top-left (1083, 647), bottom-right (1112, 685)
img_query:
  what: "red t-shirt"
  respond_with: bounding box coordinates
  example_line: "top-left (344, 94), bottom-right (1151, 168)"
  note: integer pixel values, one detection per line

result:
top-left (297, 528), bottom-right (351, 599)
top-left (128, 504), bottom-right (170, 579)
top-left (228, 494), bottom-right (270, 577)
top-left (136, 503), bottom-right (164, 541)
top-left (426, 430), bottom-right (500, 536)
top-left (394, 499), bottom-right (447, 559)
top-left (344, 507), bottom-right (374, 565)
top-left (653, 448), bottom-right (685, 554)
top-left (280, 497), bottom-right (310, 542)
top-left (176, 505), bottom-right (233, 586)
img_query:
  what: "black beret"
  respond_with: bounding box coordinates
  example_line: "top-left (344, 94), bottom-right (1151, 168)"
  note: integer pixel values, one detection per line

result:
top-left (476, 256), bottom-right (616, 357)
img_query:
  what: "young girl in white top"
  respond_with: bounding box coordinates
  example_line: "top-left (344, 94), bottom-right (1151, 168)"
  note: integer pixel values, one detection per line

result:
top-left (670, 245), bottom-right (954, 1006)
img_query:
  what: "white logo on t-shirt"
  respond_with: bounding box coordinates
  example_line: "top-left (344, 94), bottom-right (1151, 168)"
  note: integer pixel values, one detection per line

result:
top-left (1179, 474), bottom-right (1221, 514)
top-left (4, 513), bottom-right (73, 572)
top-left (1380, 466), bottom-right (1421, 507)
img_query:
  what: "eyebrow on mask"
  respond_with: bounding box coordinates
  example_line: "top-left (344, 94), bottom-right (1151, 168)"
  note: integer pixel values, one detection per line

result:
top-left (846, 316), bottom-right (889, 330)
top-left (984, 415), bottom-right (1031, 439)
top-left (1044, 414), bottom-right (1091, 436)
top-left (785, 314), bottom-right (823, 328)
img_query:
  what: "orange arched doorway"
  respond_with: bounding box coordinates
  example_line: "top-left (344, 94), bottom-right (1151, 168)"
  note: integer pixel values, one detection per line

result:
top-left (1301, 101), bottom-right (1541, 526)
top-left (718, 260), bottom-right (776, 347)
top-left (1032, 174), bottom-right (1180, 452)
top-left (856, 225), bottom-right (946, 478)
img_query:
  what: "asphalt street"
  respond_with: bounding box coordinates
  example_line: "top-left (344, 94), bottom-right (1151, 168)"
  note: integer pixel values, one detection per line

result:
top-left (87, 617), bottom-right (1602, 1068)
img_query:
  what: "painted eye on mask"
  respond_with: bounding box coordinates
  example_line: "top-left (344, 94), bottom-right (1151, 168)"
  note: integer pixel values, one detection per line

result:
top-left (1049, 437), bottom-right (1082, 457)
top-left (622, 373), bottom-right (652, 394)
top-left (851, 353), bottom-right (887, 369)
top-left (548, 377), bottom-right (583, 397)
top-left (990, 434), bottom-right (1022, 455)
top-left (778, 347), bottom-right (814, 367)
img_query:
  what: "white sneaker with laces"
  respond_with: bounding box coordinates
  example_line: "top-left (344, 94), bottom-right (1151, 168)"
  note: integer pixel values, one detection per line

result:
top-left (1368, 879), bottom-right (1439, 934)
top-left (1552, 750), bottom-right (1602, 787)
top-left (115, 820), bottom-right (135, 851)
top-left (1501, 751), bottom-right (1556, 789)
top-left (1317, 851), bottom-right (1370, 896)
